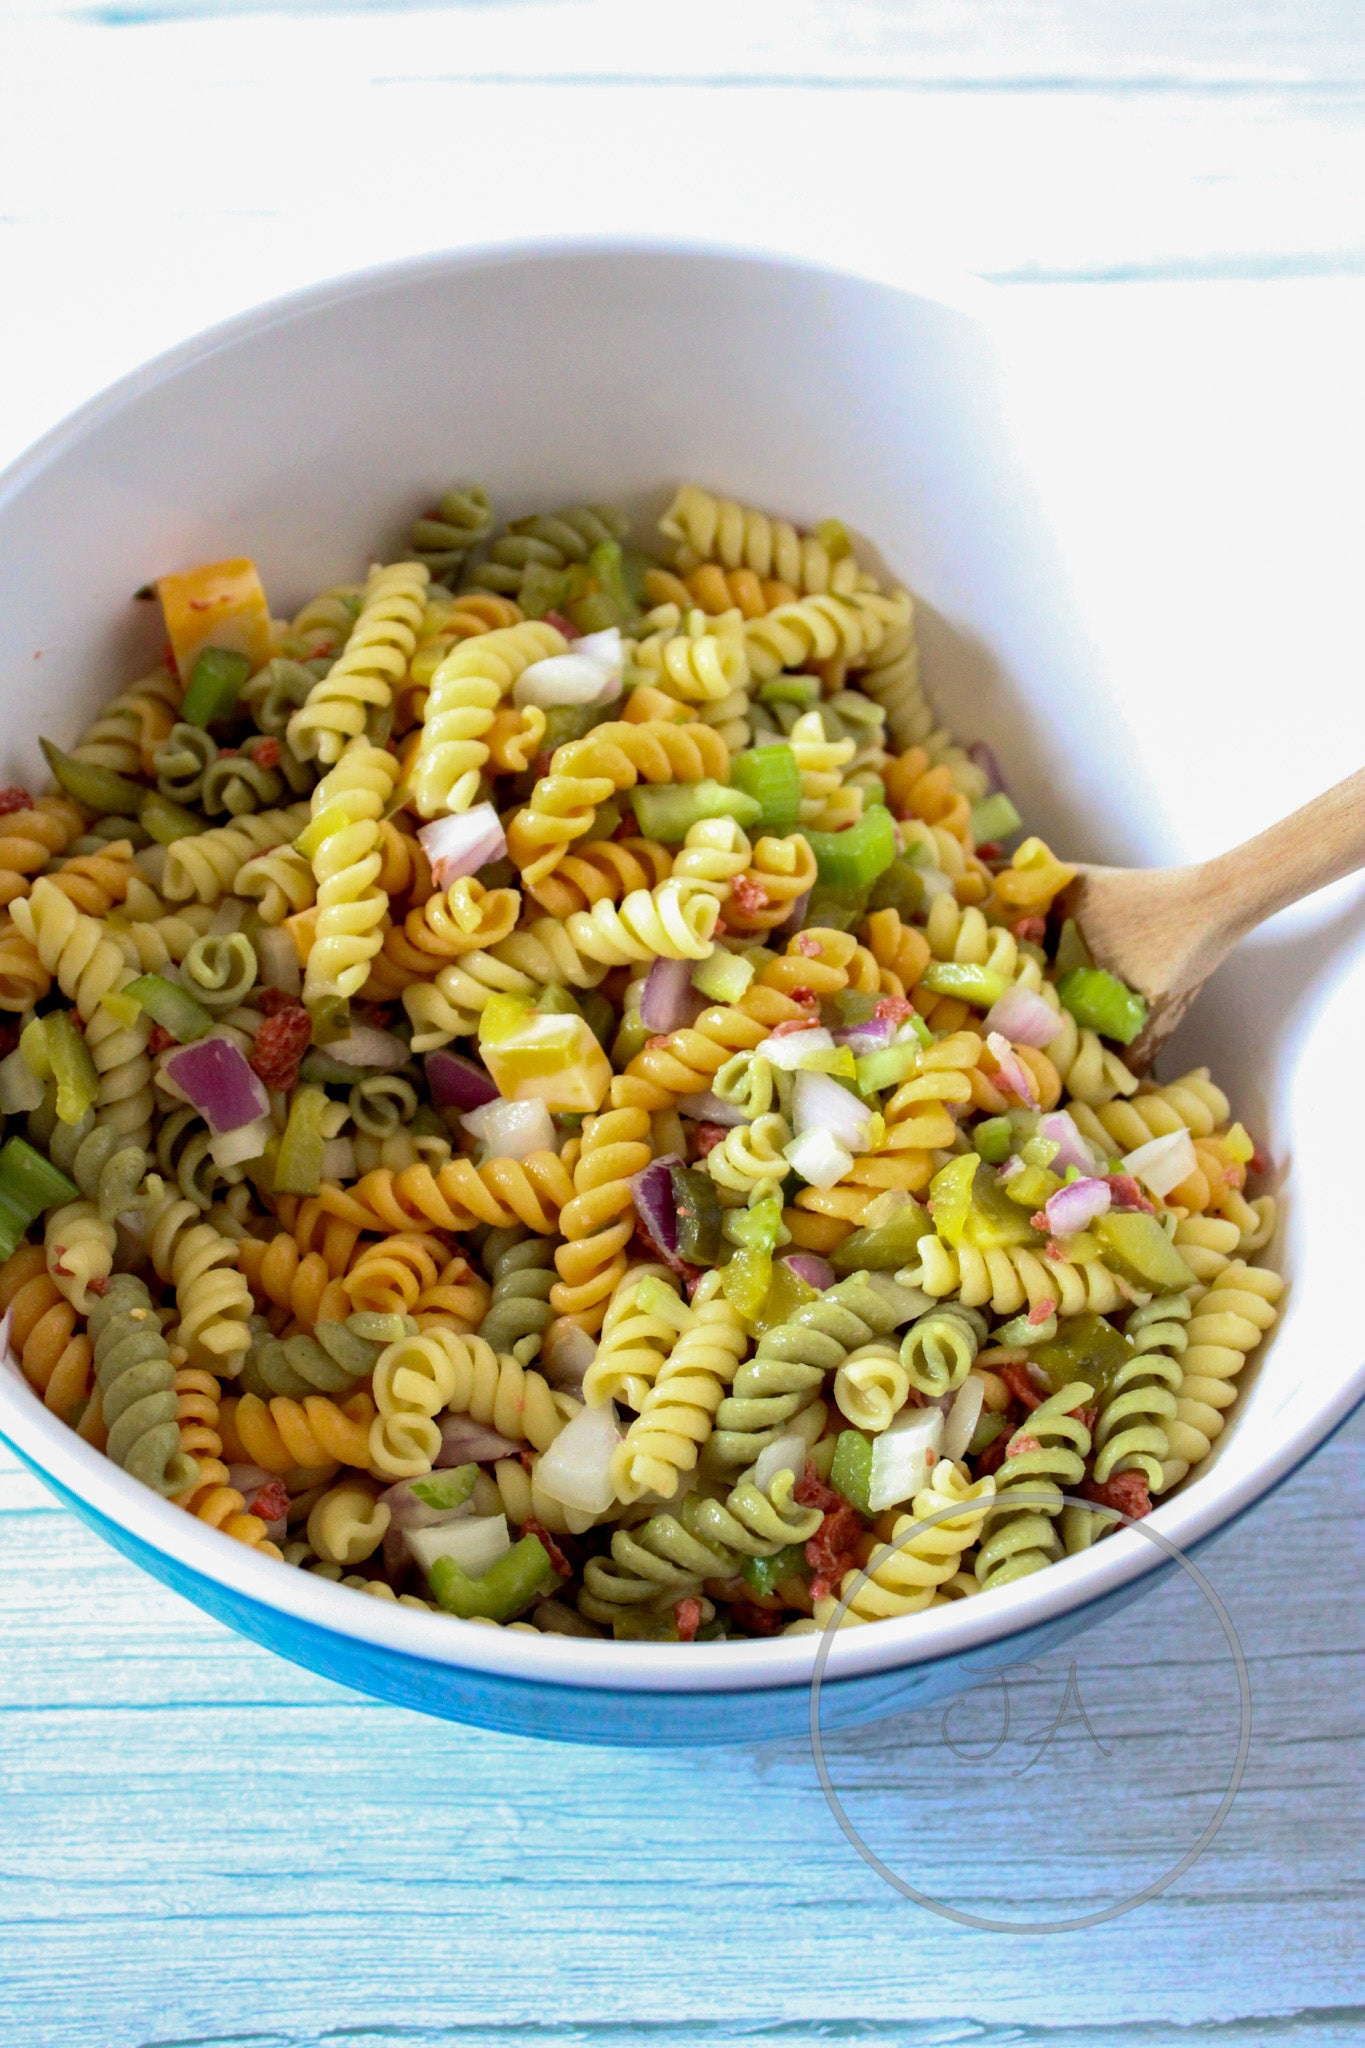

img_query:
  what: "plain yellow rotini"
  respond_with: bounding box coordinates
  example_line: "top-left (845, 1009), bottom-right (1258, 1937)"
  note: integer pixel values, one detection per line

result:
top-left (410, 619), bottom-right (566, 817)
top-left (302, 740), bottom-right (399, 1008)
top-left (288, 559), bottom-right (429, 764)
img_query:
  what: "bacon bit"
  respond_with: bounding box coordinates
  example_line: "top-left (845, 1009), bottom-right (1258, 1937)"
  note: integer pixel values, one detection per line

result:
top-left (248, 1479), bottom-right (290, 1524)
top-left (693, 1123), bottom-right (729, 1157)
top-left (713, 916), bottom-right (728, 937)
top-left (0, 787), bottom-right (32, 817)
top-left (523, 1516), bottom-right (572, 1577)
top-left (1105, 1174), bottom-right (1156, 1214)
top-left (730, 1598), bottom-right (784, 1636)
top-left (531, 752), bottom-right (555, 779)
top-left (794, 1460), bottom-right (843, 1514)
top-left (645, 1033), bottom-right (676, 1051)
top-left (1072, 1404), bottom-right (1099, 1436)
top-left (518, 1446), bottom-right (535, 1474)
top-left (249, 1004), bottom-right (312, 1092)
top-left (873, 995), bottom-right (915, 1026)
top-left (674, 1595), bottom-right (703, 1643)
top-left (1030, 1211), bottom-right (1049, 1234)
top-left (1028, 1297), bottom-right (1057, 1325)
top-left (976, 1429), bottom-right (1013, 1476)
top-left (1006, 1431), bottom-right (1042, 1459)
top-left (50, 1253), bottom-right (72, 1278)
top-left (998, 1361), bottom-right (1046, 1412)
top-left (795, 934), bottom-right (822, 958)
top-left (1222, 1163), bottom-right (1245, 1189)
top-left (977, 841), bottom-right (1002, 861)
top-left (216, 746), bottom-right (239, 759)
top-left (1044, 1238), bottom-right (1069, 1263)
top-left (805, 1501), bottom-right (863, 1588)
top-left (544, 610), bottom-right (577, 638)
top-left (769, 1016), bottom-right (820, 1037)
top-left (1250, 1140), bottom-right (1269, 1177)
top-left (730, 874), bottom-right (768, 917)
top-left (1012, 915), bottom-right (1047, 945)
top-left (187, 597), bottom-right (215, 612)
top-left (252, 738), bottom-right (282, 768)
top-left (1082, 1470), bottom-right (1151, 1521)
top-left (146, 1023), bottom-right (176, 1056)
top-left (86, 1275), bottom-right (110, 1297)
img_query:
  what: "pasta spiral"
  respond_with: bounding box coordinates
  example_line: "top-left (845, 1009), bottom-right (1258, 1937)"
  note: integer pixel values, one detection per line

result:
top-left (659, 486), bottom-right (868, 596)
top-left (1088, 1295), bottom-right (1190, 1490)
top-left (44, 1201), bottom-right (116, 1315)
top-left (411, 619), bottom-right (567, 818)
top-left (374, 1325), bottom-right (565, 1462)
top-left (478, 1230), bottom-right (557, 1362)
top-left (0, 795), bottom-right (87, 910)
top-left (89, 1275), bottom-right (199, 1496)
top-left (859, 609), bottom-right (987, 796)
top-left (974, 1380), bottom-right (1094, 1591)
top-left (582, 1264), bottom-right (690, 1410)
top-left (625, 608), bottom-right (749, 705)
top-left (316, 1152), bottom-right (574, 1236)
top-left (833, 1340), bottom-right (912, 1434)
top-left (72, 664), bottom-right (180, 778)
top-left (724, 832), bottom-right (818, 935)
top-left (564, 879), bottom-right (718, 967)
top-left (0, 1242), bottom-right (94, 1426)
top-left (466, 503), bottom-right (628, 598)
top-left (302, 742), bottom-right (399, 1008)
top-left (551, 1106), bottom-right (654, 1328)
top-left (11, 879), bottom-right (154, 1139)
top-left (240, 1314), bottom-right (399, 1401)
top-left (610, 1274), bottom-right (747, 1503)
top-left (238, 1231), bottom-right (355, 1330)
top-left (670, 817), bottom-right (753, 903)
top-left (644, 563), bottom-right (797, 618)
top-left (1162, 1263), bottom-right (1283, 1487)
top-left (507, 718), bottom-right (730, 888)
top-left (704, 1113), bottom-right (792, 1207)
top-left (816, 1462), bottom-right (996, 1626)
top-left (527, 836), bottom-right (673, 920)
top-left (141, 1176), bottom-right (253, 1373)
top-left (225, 1389), bottom-right (377, 1477)
top-left (911, 1236), bottom-right (1131, 1319)
top-left (288, 560), bottom-right (429, 764)
top-left (744, 590), bottom-right (909, 688)
top-left (899, 1302), bottom-right (988, 1399)
top-left (162, 804), bottom-right (311, 905)
top-left (410, 484), bottom-right (495, 585)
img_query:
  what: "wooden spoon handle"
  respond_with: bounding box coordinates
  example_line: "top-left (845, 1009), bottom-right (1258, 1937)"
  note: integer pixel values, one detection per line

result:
top-left (1196, 765), bottom-right (1365, 946)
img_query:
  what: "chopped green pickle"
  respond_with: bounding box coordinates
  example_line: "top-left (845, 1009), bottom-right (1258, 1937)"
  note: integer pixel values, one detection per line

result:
top-left (830, 1200), bottom-right (932, 1273)
top-left (1002, 1162), bottom-right (1061, 1210)
top-left (804, 884), bottom-right (870, 934)
top-left (970, 792), bottom-right (1024, 844)
top-left (720, 1245), bottom-right (773, 1320)
top-left (866, 856), bottom-right (926, 919)
top-left (42, 1011), bottom-right (100, 1127)
top-left (742, 1543), bottom-right (809, 1599)
top-left (1055, 966), bottom-right (1148, 1046)
top-left (830, 1430), bottom-right (873, 1515)
top-left (726, 744), bottom-right (802, 836)
top-left (834, 990), bottom-right (880, 1027)
top-left (671, 1163), bottom-right (722, 1266)
top-left (929, 1154), bottom-right (1040, 1250)
top-left (1093, 1209), bottom-right (1196, 1291)
top-left (272, 1084), bottom-right (330, 1195)
top-left (428, 1534), bottom-right (557, 1622)
top-left (1031, 1314), bottom-right (1134, 1400)
top-left (576, 987), bottom-right (617, 1051)
top-left (691, 950), bottom-right (754, 1004)
top-left (973, 1116), bottom-right (1014, 1165)
top-left (750, 1259), bottom-right (820, 1334)
top-left (967, 1411), bottom-right (1007, 1456)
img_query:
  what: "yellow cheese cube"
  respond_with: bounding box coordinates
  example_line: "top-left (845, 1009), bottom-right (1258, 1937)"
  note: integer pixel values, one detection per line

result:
top-left (156, 558), bottom-right (272, 681)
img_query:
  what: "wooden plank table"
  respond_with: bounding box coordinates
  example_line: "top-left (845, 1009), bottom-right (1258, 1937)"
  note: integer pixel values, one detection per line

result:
top-left (0, 5), bottom-right (1361, 2040)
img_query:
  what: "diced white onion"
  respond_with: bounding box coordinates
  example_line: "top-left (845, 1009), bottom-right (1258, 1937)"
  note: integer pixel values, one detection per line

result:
top-left (1122, 1128), bottom-right (1198, 1198)
top-left (757, 1026), bottom-right (835, 1071)
top-left (208, 1115), bottom-right (273, 1169)
top-left (791, 1068), bottom-right (874, 1152)
top-left (941, 1377), bottom-right (986, 1464)
top-left (0, 1048), bottom-right (43, 1116)
top-left (417, 804), bottom-right (507, 887)
top-left (755, 1432), bottom-right (809, 1495)
top-left (461, 1097), bottom-right (555, 1160)
top-left (783, 1126), bottom-right (854, 1191)
top-left (321, 1137), bottom-right (356, 1181)
top-left (868, 1405), bottom-right (945, 1513)
top-left (915, 867), bottom-right (955, 902)
top-left (535, 1398), bottom-right (621, 1515)
top-left (513, 628), bottom-right (623, 709)
top-left (405, 1513), bottom-right (511, 1578)
top-left (255, 926), bottom-right (301, 996)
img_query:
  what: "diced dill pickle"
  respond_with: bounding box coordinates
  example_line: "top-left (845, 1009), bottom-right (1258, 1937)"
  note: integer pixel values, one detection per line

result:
top-left (805, 884), bottom-right (870, 934)
top-left (830, 1200), bottom-right (932, 1273)
top-left (1030, 1314), bottom-right (1133, 1400)
top-left (866, 856), bottom-right (925, 918)
top-left (670, 1163), bottom-right (722, 1266)
top-left (1002, 1163), bottom-right (1061, 1210)
top-left (1093, 1210), bottom-right (1196, 1290)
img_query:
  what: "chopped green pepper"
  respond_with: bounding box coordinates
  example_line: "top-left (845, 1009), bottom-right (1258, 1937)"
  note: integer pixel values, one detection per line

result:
top-left (726, 745), bottom-right (802, 836)
top-left (180, 647), bottom-right (250, 728)
top-left (804, 806), bottom-right (896, 891)
top-left (630, 779), bottom-right (763, 843)
top-left (428, 1533), bottom-right (557, 1621)
top-left (39, 739), bottom-right (144, 819)
top-left (830, 1429), bottom-right (873, 1515)
top-left (272, 1083), bottom-right (330, 1194)
top-left (866, 855), bottom-right (926, 918)
top-left (139, 792), bottom-right (207, 843)
top-left (970, 792), bottom-right (1023, 844)
top-left (741, 1543), bottom-right (809, 1599)
top-left (0, 1138), bottom-right (79, 1261)
top-left (123, 972), bottom-right (214, 1042)
top-left (1055, 966), bottom-right (1148, 1046)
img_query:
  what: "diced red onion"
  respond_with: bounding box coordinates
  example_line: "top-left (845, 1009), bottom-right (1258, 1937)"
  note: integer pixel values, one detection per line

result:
top-left (322, 1025), bottom-right (410, 1070)
top-left (832, 1016), bottom-right (896, 1057)
top-left (983, 984), bottom-right (1058, 1049)
top-left (535, 1399), bottom-right (621, 1516)
top-left (461, 1096), bottom-right (554, 1160)
top-left (781, 1252), bottom-right (834, 1293)
top-left (630, 1156), bottom-right (681, 1259)
top-left (1121, 1128), bottom-right (1198, 1199)
top-left (1039, 1109), bottom-right (1104, 1176)
top-left (437, 1415), bottom-right (521, 1465)
top-left (228, 1463), bottom-right (273, 1494)
top-left (675, 1090), bottom-right (749, 1126)
top-left (540, 1318), bottom-right (596, 1391)
top-left (641, 955), bottom-right (698, 1034)
top-left (162, 1034), bottom-right (270, 1134)
top-left (1043, 1176), bottom-right (1112, 1237)
top-left (968, 740), bottom-right (1008, 794)
top-left (986, 1031), bottom-right (1037, 1108)
top-left (791, 1068), bottom-right (874, 1151)
top-left (941, 1376), bottom-right (986, 1463)
top-left (417, 804), bottom-right (506, 887)
top-left (425, 1049), bottom-right (498, 1111)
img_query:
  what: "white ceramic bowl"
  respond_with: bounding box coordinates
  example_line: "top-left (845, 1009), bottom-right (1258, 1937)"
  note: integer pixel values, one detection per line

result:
top-left (0, 242), bottom-right (1358, 1746)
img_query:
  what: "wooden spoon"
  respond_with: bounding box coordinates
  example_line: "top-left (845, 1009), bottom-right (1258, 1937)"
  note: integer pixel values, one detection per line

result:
top-left (1061, 765), bottom-right (1365, 1070)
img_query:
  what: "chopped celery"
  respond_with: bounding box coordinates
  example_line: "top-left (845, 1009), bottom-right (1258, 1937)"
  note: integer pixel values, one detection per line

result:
top-left (830, 1430), bottom-right (873, 1515)
top-left (866, 856), bottom-right (925, 918)
top-left (272, 1084), bottom-right (330, 1195)
top-left (804, 807), bottom-right (896, 891)
top-left (1093, 1210), bottom-right (1195, 1291)
top-left (0, 1138), bottom-right (79, 1260)
top-left (428, 1533), bottom-right (557, 1621)
top-left (124, 973), bottom-right (214, 1042)
top-left (908, 1014), bottom-right (933, 1048)
top-left (973, 1117), bottom-right (1014, 1164)
top-left (410, 1465), bottom-right (477, 1512)
top-left (726, 745), bottom-right (802, 836)
top-left (140, 792), bottom-right (207, 843)
top-left (917, 961), bottom-right (1011, 1008)
top-left (830, 1200), bottom-right (932, 1273)
top-left (855, 1041), bottom-right (920, 1093)
top-left (692, 950), bottom-right (755, 1004)
top-left (39, 739), bottom-right (144, 819)
top-left (1056, 966), bottom-right (1148, 1046)
top-left (630, 780), bottom-right (762, 843)
top-left (741, 1543), bottom-right (808, 1598)
top-left (43, 1012), bottom-right (99, 1127)
top-left (996, 1309), bottom-right (1058, 1347)
top-left (180, 647), bottom-right (250, 727)
top-left (970, 792), bottom-right (1023, 844)
top-left (860, 778), bottom-right (887, 812)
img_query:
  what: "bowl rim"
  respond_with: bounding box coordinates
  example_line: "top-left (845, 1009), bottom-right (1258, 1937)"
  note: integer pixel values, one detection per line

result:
top-left (1, 233), bottom-right (1355, 1699)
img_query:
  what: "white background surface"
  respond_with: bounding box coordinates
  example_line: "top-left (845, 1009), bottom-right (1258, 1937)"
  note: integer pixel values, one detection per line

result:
top-left (0, 4), bottom-right (1361, 2043)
